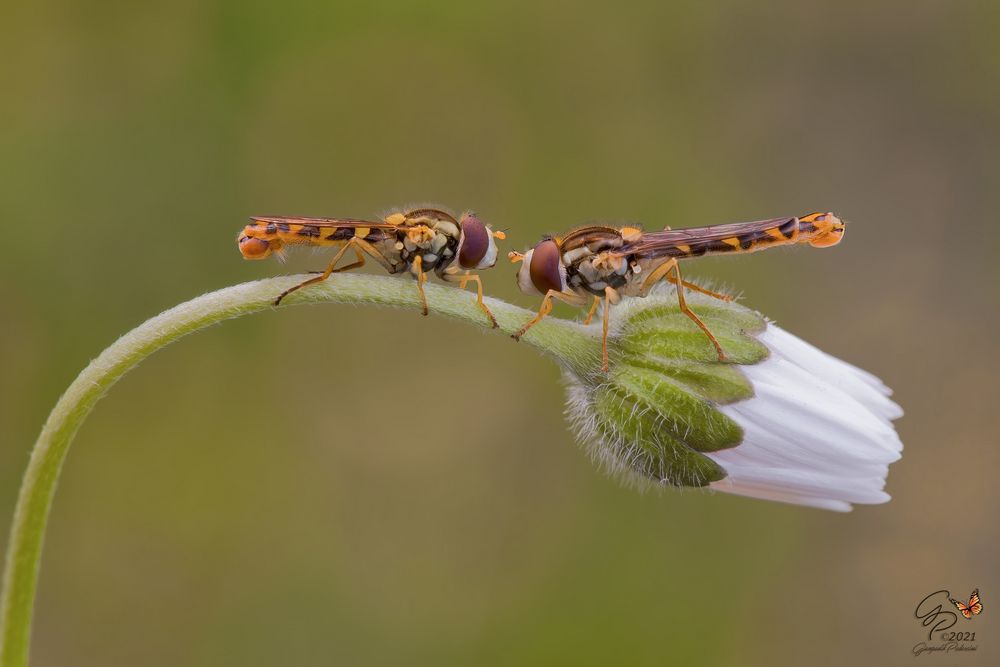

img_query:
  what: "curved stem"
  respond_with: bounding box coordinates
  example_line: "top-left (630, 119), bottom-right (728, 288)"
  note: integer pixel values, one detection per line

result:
top-left (0, 274), bottom-right (597, 667)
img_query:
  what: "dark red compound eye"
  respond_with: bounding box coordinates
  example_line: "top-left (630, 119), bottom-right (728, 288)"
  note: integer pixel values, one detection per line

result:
top-left (458, 213), bottom-right (489, 268)
top-left (529, 239), bottom-right (563, 294)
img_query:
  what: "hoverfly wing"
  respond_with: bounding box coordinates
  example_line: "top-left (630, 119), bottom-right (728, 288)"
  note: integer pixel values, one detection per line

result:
top-left (250, 216), bottom-right (401, 229)
top-left (621, 217), bottom-right (799, 259)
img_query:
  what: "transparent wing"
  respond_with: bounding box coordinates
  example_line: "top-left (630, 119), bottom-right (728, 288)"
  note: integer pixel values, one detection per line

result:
top-left (251, 216), bottom-right (401, 229)
top-left (622, 217), bottom-right (797, 258)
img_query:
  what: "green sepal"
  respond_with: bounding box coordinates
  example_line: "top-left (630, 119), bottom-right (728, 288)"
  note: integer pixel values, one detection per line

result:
top-left (620, 357), bottom-right (755, 405)
top-left (563, 288), bottom-right (771, 488)
top-left (592, 385), bottom-right (728, 487)
top-left (617, 302), bottom-right (770, 366)
top-left (611, 364), bottom-right (744, 452)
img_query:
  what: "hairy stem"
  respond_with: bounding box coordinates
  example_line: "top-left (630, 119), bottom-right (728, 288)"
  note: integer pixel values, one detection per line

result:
top-left (0, 274), bottom-right (598, 666)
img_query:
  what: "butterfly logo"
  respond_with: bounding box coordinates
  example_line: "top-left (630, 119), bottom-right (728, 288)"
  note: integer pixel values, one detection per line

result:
top-left (948, 589), bottom-right (983, 619)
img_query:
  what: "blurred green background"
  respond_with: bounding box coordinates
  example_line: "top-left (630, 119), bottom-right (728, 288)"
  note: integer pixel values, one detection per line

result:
top-left (2, 1), bottom-right (998, 665)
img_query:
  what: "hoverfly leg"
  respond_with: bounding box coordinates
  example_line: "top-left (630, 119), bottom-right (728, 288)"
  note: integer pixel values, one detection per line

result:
top-left (306, 248), bottom-right (366, 275)
top-left (582, 296), bottom-right (601, 326)
top-left (667, 263), bottom-right (728, 362)
top-left (329, 250), bottom-right (366, 274)
top-left (353, 237), bottom-right (396, 273)
top-left (273, 239), bottom-right (366, 306)
top-left (600, 287), bottom-right (620, 373)
top-left (412, 255), bottom-right (429, 316)
top-left (637, 259), bottom-right (727, 361)
top-left (637, 258), bottom-right (678, 296)
top-left (679, 280), bottom-right (734, 303)
top-left (443, 269), bottom-right (498, 328)
top-left (512, 290), bottom-right (587, 342)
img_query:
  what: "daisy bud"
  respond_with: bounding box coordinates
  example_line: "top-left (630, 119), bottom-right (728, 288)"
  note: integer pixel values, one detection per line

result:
top-left (563, 288), bottom-right (903, 511)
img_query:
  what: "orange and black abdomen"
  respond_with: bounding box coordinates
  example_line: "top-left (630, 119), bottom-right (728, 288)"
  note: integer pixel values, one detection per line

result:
top-left (246, 219), bottom-right (390, 246)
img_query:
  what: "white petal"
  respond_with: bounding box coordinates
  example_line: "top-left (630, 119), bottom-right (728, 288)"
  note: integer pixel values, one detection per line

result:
top-left (709, 478), bottom-right (854, 512)
top-left (759, 326), bottom-right (903, 421)
top-left (705, 323), bottom-right (904, 511)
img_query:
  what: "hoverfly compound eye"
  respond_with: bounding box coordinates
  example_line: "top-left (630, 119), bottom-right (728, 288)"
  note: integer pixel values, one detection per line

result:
top-left (458, 212), bottom-right (495, 269)
top-left (528, 239), bottom-right (565, 294)
top-left (238, 234), bottom-right (272, 259)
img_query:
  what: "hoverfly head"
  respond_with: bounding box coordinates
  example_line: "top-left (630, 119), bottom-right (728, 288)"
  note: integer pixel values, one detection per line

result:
top-left (457, 211), bottom-right (503, 269)
top-left (514, 238), bottom-right (566, 295)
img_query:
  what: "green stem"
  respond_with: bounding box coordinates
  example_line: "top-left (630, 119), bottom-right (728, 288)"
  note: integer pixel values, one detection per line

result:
top-left (0, 274), bottom-right (597, 667)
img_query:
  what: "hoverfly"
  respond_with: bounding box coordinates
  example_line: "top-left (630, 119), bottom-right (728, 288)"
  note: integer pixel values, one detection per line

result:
top-left (508, 212), bottom-right (846, 371)
top-left (237, 207), bottom-right (506, 326)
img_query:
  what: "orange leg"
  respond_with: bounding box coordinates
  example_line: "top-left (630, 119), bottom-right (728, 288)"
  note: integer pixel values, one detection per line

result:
top-left (412, 255), bottom-right (429, 316)
top-left (582, 295), bottom-right (601, 325)
top-left (638, 257), bottom-right (679, 296)
top-left (600, 287), bottom-right (620, 372)
top-left (680, 280), bottom-right (734, 302)
top-left (443, 269), bottom-right (498, 328)
top-left (638, 260), bottom-right (731, 302)
top-left (273, 241), bottom-right (367, 306)
top-left (512, 290), bottom-right (587, 341)
top-left (666, 263), bottom-right (727, 362)
top-left (637, 259), bottom-right (727, 361)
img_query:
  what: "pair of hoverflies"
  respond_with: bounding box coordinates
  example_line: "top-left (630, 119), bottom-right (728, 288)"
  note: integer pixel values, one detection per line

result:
top-left (237, 207), bottom-right (845, 371)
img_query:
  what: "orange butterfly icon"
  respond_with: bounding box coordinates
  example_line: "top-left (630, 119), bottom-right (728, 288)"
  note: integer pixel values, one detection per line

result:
top-left (949, 589), bottom-right (983, 619)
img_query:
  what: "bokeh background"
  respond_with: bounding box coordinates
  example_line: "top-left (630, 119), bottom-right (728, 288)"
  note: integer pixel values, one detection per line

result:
top-left (2, 1), bottom-right (998, 665)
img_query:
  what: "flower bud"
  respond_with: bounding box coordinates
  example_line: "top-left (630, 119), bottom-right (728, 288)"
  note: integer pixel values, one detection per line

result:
top-left (561, 287), bottom-right (903, 511)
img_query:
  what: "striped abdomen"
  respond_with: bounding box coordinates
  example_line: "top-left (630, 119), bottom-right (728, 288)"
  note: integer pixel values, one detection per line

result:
top-left (244, 219), bottom-right (391, 247)
top-left (626, 213), bottom-right (842, 261)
